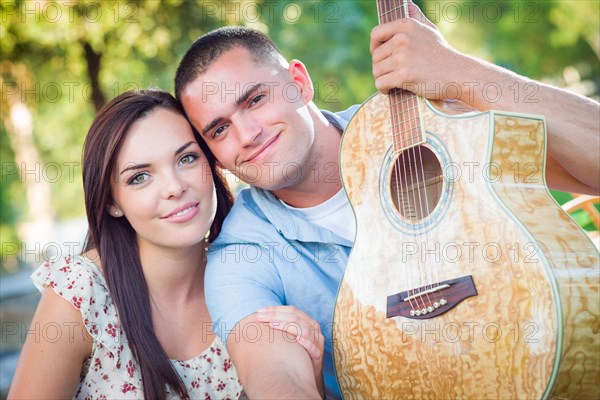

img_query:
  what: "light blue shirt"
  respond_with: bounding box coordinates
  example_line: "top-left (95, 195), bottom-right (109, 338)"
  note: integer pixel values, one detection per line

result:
top-left (205, 106), bottom-right (358, 399)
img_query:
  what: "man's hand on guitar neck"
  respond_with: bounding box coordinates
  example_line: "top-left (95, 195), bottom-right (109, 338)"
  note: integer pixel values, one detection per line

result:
top-left (370, 0), bottom-right (461, 99)
top-left (370, 0), bottom-right (599, 195)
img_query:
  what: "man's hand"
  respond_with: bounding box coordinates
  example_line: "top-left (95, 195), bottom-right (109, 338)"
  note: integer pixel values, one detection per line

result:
top-left (256, 305), bottom-right (325, 398)
top-left (227, 313), bottom-right (323, 399)
top-left (370, 0), bottom-right (467, 99)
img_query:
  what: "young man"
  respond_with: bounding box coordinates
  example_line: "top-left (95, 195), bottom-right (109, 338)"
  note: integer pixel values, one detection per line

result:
top-left (175, 3), bottom-right (599, 398)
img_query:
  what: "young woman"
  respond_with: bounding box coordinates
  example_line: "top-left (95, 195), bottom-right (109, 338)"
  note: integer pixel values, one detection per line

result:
top-left (8, 90), bottom-right (324, 399)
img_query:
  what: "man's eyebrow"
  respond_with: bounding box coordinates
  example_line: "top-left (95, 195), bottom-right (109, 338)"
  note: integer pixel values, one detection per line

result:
top-left (236, 83), bottom-right (263, 107)
top-left (119, 142), bottom-right (195, 175)
top-left (201, 83), bottom-right (265, 138)
top-left (202, 117), bottom-right (223, 138)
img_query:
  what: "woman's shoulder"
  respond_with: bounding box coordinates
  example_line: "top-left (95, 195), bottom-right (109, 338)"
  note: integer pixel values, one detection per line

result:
top-left (31, 254), bottom-right (106, 296)
top-left (31, 254), bottom-right (143, 391)
top-left (30, 254), bottom-right (122, 348)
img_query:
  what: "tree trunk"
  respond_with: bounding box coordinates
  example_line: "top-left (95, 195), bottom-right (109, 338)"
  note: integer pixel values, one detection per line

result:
top-left (82, 41), bottom-right (106, 112)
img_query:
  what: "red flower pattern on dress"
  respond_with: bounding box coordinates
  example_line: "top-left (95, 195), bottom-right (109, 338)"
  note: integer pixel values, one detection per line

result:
top-left (72, 296), bottom-right (83, 309)
top-left (223, 359), bottom-right (232, 372)
top-left (93, 358), bottom-right (102, 372)
top-left (126, 360), bottom-right (136, 378)
top-left (30, 256), bottom-right (243, 398)
top-left (105, 323), bottom-right (118, 337)
top-left (121, 383), bottom-right (136, 394)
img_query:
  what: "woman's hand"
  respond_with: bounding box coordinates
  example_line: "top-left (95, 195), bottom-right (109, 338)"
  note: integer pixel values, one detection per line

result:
top-left (255, 305), bottom-right (325, 398)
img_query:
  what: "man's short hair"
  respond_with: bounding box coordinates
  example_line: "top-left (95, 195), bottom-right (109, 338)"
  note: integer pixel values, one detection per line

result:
top-left (175, 26), bottom-right (284, 100)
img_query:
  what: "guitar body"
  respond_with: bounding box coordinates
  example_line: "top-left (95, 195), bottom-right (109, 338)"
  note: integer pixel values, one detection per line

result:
top-left (333, 93), bottom-right (600, 399)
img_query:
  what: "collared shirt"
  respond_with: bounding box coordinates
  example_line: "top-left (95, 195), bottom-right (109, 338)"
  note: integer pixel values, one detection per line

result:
top-left (205, 106), bottom-right (359, 399)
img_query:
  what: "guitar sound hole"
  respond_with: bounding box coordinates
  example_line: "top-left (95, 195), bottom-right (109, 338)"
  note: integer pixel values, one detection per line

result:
top-left (390, 145), bottom-right (443, 221)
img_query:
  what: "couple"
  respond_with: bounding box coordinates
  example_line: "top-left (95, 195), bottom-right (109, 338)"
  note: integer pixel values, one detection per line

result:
top-left (10, 2), bottom-right (600, 399)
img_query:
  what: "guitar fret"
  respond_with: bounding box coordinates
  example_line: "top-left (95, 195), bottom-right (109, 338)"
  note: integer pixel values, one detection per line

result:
top-left (381, 1), bottom-right (421, 151)
top-left (381, 6), bottom-right (403, 16)
top-left (396, 139), bottom-right (422, 145)
top-left (394, 132), bottom-right (422, 138)
top-left (393, 126), bottom-right (422, 132)
top-left (390, 100), bottom-right (418, 105)
top-left (391, 119), bottom-right (423, 126)
top-left (391, 117), bottom-right (421, 123)
top-left (390, 106), bottom-right (420, 113)
top-left (394, 126), bottom-right (421, 133)
top-left (395, 132), bottom-right (422, 139)
top-left (377, 0), bottom-right (407, 22)
top-left (395, 137), bottom-right (422, 143)
top-left (391, 99), bottom-right (418, 105)
top-left (391, 123), bottom-right (422, 129)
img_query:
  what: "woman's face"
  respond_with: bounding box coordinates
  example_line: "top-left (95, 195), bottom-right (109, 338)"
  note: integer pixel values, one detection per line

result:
top-left (109, 108), bottom-right (217, 250)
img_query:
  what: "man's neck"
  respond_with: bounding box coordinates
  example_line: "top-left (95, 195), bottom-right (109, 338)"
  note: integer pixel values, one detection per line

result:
top-left (272, 107), bottom-right (343, 208)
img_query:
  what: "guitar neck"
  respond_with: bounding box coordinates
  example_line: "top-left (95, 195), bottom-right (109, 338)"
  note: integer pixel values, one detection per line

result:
top-left (376, 0), bottom-right (425, 151)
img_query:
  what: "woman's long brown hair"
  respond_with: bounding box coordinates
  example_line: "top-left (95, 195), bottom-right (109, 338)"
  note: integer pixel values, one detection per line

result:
top-left (81, 90), bottom-right (233, 399)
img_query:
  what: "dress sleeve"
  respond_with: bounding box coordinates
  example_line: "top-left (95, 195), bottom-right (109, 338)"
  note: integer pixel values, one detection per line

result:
top-left (31, 256), bottom-right (144, 391)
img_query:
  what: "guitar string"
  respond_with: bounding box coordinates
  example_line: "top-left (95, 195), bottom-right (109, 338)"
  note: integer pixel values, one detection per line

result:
top-left (414, 97), bottom-right (441, 308)
top-left (401, 78), bottom-right (439, 309)
top-left (381, 0), bottom-right (420, 315)
top-left (397, 0), bottom-right (438, 313)
top-left (393, 0), bottom-right (429, 314)
top-left (378, 2), bottom-right (415, 310)
top-left (405, 89), bottom-right (434, 312)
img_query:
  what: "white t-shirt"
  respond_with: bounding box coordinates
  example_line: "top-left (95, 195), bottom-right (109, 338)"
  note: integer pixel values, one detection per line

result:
top-left (280, 188), bottom-right (356, 243)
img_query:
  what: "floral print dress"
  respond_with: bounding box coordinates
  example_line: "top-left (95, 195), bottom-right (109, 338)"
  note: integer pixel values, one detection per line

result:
top-left (31, 256), bottom-right (244, 399)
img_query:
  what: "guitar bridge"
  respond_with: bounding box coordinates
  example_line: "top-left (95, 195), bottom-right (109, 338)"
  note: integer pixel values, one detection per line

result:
top-left (386, 275), bottom-right (477, 320)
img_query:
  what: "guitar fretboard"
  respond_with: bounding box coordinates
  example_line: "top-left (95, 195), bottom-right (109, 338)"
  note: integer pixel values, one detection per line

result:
top-left (376, 0), bottom-right (425, 152)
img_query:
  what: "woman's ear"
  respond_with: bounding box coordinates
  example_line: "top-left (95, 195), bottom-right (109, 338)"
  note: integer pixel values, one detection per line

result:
top-left (288, 59), bottom-right (314, 103)
top-left (107, 204), bottom-right (123, 218)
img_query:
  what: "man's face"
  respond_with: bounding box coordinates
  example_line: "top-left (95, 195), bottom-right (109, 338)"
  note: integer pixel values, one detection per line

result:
top-left (181, 47), bottom-right (317, 191)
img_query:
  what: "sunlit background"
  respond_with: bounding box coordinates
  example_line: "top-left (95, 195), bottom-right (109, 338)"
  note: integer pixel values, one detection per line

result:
top-left (1, 0), bottom-right (599, 397)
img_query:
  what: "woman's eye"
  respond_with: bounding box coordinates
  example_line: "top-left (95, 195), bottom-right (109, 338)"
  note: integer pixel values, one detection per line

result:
top-left (179, 153), bottom-right (199, 165)
top-left (128, 173), bottom-right (148, 185)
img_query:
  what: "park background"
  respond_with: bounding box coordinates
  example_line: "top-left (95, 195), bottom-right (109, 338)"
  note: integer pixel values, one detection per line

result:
top-left (1, 0), bottom-right (599, 397)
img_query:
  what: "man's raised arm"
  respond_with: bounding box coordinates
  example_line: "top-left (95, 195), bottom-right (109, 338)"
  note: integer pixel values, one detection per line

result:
top-left (370, 0), bottom-right (599, 194)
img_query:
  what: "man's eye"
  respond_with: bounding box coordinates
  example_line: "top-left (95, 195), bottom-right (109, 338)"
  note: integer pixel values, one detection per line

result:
top-left (250, 94), bottom-right (265, 106)
top-left (128, 173), bottom-right (148, 185)
top-left (213, 125), bottom-right (228, 138)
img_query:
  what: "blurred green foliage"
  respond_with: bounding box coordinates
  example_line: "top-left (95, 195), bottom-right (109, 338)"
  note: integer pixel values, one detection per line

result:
top-left (1, 0), bottom-right (598, 267)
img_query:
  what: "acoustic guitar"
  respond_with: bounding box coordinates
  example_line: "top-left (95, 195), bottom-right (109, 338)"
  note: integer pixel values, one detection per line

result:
top-left (332, 1), bottom-right (600, 398)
